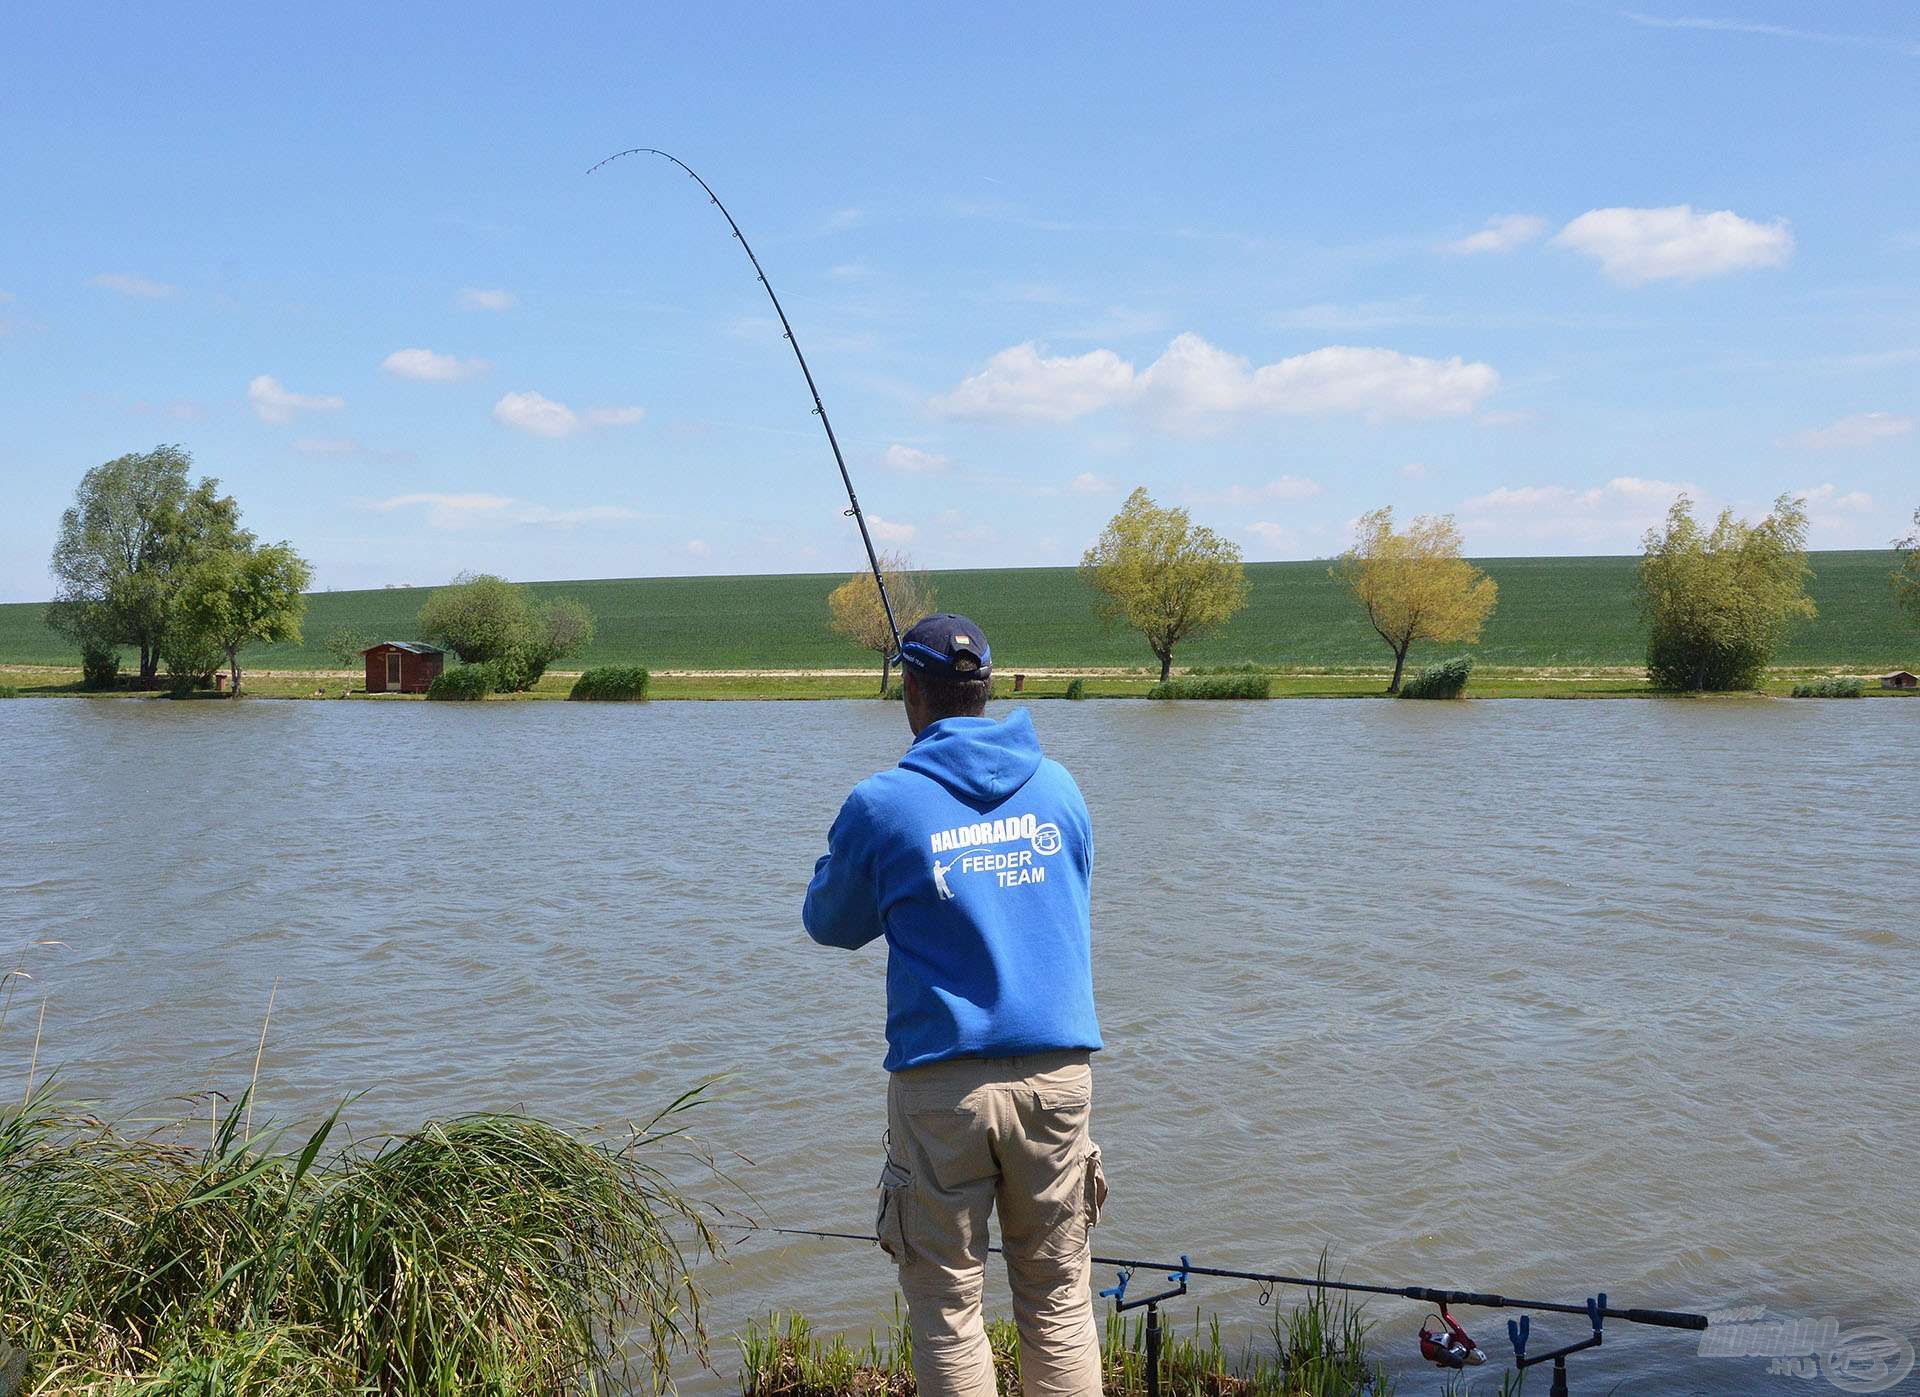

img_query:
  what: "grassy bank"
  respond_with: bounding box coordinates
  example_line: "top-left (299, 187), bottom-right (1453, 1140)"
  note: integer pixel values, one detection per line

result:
top-left (0, 1080), bottom-right (719, 1393)
top-left (739, 1284), bottom-right (1401, 1397)
top-left (7, 662), bottom-right (1918, 703)
top-left (1, 551), bottom-right (1911, 674)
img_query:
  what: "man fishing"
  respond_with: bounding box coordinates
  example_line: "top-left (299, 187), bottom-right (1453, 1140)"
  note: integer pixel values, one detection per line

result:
top-left (804, 613), bottom-right (1107, 1397)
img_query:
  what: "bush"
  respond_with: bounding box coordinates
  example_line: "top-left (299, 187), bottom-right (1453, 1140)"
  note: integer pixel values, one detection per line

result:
top-left (1647, 624), bottom-right (1768, 692)
top-left (1064, 678), bottom-right (1087, 700)
top-left (1185, 662), bottom-right (1280, 675)
top-left (1397, 655), bottom-right (1473, 699)
top-left (1792, 675), bottom-right (1864, 698)
top-left (1147, 674), bottom-right (1271, 700)
top-left (426, 665), bottom-right (494, 701)
top-left (569, 666), bottom-right (651, 701)
top-left (0, 684), bottom-right (18, 699)
top-left (80, 644), bottom-right (120, 690)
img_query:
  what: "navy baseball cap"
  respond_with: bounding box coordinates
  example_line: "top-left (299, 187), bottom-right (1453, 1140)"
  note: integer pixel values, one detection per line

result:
top-left (896, 613), bottom-right (992, 678)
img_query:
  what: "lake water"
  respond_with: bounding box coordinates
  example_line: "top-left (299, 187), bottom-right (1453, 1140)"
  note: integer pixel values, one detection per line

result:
top-left (2, 697), bottom-right (1916, 1394)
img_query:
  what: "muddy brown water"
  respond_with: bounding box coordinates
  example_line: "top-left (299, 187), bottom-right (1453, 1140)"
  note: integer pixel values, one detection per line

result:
top-left (2, 698), bottom-right (1915, 1394)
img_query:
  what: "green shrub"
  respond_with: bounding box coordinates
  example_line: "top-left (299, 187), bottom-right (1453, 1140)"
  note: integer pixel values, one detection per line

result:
top-left (0, 684), bottom-right (18, 699)
top-left (1792, 675), bottom-right (1864, 698)
top-left (1064, 678), bottom-right (1087, 700)
top-left (569, 666), bottom-right (651, 701)
top-left (1646, 624), bottom-right (1767, 692)
top-left (1398, 655), bottom-right (1474, 699)
top-left (1147, 674), bottom-right (1272, 700)
top-left (1185, 662), bottom-right (1281, 676)
top-left (425, 665), bottom-right (493, 701)
top-left (79, 644), bottom-right (120, 690)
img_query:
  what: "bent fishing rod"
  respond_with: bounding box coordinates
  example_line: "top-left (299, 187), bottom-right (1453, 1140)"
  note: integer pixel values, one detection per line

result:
top-left (747, 1226), bottom-right (1708, 1333)
top-left (588, 147), bottom-right (902, 655)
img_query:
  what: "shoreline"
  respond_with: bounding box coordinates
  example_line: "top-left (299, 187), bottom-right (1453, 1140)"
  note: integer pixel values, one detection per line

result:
top-left (4, 662), bottom-right (1915, 702)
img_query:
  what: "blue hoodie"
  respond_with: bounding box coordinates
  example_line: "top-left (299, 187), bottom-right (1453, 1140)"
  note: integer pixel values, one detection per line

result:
top-left (804, 708), bottom-right (1103, 1071)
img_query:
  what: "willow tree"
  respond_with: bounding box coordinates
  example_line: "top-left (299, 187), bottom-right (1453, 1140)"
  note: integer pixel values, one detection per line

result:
top-left (827, 552), bottom-right (937, 691)
top-left (1895, 507), bottom-right (1920, 626)
top-left (170, 540), bottom-right (312, 694)
top-left (1637, 493), bottom-right (1814, 691)
top-left (1080, 487), bottom-right (1249, 681)
top-left (1332, 508), bottom-right (1497, 693)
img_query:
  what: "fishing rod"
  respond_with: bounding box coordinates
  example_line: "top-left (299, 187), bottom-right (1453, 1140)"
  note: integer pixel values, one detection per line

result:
top-left (752, 1226), bottom-right (1707, 1395)
top-left (588, 147), bottom-right (902, 655)
top-left (750, 1226), bottom-right (1708, 1332)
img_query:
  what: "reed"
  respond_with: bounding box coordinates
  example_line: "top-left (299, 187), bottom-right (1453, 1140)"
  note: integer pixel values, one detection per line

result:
top-left (0, 1079), bottom-right (721, 1393)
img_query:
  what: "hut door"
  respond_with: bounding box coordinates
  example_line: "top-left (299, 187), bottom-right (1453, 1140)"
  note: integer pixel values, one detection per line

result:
top-left (386, 652), bottom-right (402, 689)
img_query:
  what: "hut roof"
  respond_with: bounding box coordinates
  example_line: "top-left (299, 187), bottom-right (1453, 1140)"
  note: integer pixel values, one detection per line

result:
top-left (361, 641), bottom-right (445, 655)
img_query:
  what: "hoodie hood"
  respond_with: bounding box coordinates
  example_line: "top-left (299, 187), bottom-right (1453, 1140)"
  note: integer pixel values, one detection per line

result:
top-left (899, 708), bottom-right (1043, 804)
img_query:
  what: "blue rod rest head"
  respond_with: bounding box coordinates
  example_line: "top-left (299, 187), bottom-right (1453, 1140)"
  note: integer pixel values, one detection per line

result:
top-left (1171, 1255), bottom-right (1191, 1285)
top-left (1589, 1294), bottom-right (1606, 1331)
top-left (1099, 1268), bottom-right (1131, 1302)
top-left (1508, 1315), bottom-right (1530, 1359)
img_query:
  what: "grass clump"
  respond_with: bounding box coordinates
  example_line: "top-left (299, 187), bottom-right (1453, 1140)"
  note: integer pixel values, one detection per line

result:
top-left (1791, 675), bottom-right (1863, 697)
top-left (425, 664), bottom-right (493, 701)
top-left (1063, 678), bottom-right (1087, 700)
top-left (1185, 663), bottom-right (1282, 676)
top-left (1397, 656), bottom-right (1473, 699)
top-left (570, 666), bottom-right (651, 701)
top-left (0, 684), bottom-right (17, 699)
top-left (0, 1081), bottom-right (720, 1393)
top-left (1147, 674), bottom-right (1272, 700)
top-left (740, 1275), bottom-right (1394, 1396)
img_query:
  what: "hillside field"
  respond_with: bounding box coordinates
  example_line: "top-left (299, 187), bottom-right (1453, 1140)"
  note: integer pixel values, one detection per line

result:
top-left (0, 551), bottom-right (1910, 674)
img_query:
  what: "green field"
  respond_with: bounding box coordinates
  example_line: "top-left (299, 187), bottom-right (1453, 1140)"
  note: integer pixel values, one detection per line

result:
top-left (0, 551), bottom-right (1910, 674)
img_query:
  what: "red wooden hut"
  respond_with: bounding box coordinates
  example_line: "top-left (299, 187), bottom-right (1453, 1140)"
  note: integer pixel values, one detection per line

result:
top-left (362, 641), bottom-right (445, 693)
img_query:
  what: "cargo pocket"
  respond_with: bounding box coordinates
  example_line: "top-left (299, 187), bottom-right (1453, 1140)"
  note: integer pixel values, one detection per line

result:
top-left (875, 1158), bottom-right (912, 1264)
top-left (1082, 1145), bottom-right (1109, 1233)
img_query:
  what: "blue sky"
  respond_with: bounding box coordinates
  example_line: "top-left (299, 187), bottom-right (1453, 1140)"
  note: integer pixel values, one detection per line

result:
top-left (2, 2), bottom-right (1916, 599)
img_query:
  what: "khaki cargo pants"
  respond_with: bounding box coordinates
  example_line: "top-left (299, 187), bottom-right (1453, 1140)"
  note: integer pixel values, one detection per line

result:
top-left (877, 1050), bottom-right (1108, 1397)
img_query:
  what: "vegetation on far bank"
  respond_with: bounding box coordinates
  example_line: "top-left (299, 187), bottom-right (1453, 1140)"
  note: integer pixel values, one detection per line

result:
top-left (6, 552), bottom-right (1912, 679)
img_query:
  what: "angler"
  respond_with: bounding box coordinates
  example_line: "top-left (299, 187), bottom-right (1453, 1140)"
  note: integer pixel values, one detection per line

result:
top-left (804, 614), bottom-right (1107, 1397)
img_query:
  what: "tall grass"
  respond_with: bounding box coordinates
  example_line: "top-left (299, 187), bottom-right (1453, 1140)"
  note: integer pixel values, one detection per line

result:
top-left (1790, 675), bottom-right (1864, 697)
top-left (1397, 657), bottom-right (1473, 700)
top-left (738, 1269), bottom-right (1394, 1396)
top-left (571, 666), bottom-right (652, 701)
top-left (0, 1079), bottom-right (721, 1392)
top-left (1147, 675), bottom-right (1273, 701)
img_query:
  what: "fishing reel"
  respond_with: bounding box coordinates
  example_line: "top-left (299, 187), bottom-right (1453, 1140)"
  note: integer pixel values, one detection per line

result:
top-left (1418, 1304), bottom-right (1487, 1369)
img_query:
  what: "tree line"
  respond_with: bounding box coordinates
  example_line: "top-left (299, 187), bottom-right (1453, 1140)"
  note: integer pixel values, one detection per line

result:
top-left (830, 487), bottom-right (1920, 694)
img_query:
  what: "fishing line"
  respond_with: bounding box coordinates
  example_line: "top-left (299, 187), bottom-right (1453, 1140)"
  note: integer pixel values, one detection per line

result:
top-left (588, 148), bottom-right (902, 654)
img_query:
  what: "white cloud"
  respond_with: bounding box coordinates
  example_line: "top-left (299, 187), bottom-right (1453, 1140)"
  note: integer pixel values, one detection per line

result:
top-left (883, 443), bottom-right (950, 473)
top-left (0, 290), bottom-right (13, 302)
top-left (293, 437), bottom-right (362, 455)
top-left (1069, 471), bottom-right (1114, 495)
top-left (933, 333), bottom-right (1498, 425)
top-left (829, 261), bottom-right (874, 280)
top-left (1619, 10), bottom-right (1920, 57)
top-left (867, 514), bottom-right (917, 543)
top-left (1554, 205), bottom-right (1793, 284)
top-left (1459, 475), bottom-right (1693, 547)
top-left (1246, 521), bottom-right (1298, 545)
top-left (933, 343), bottom-right (1137, 422)
top-left (686, 538), bottom-right (712, 557)
top-left (1401, 461), bottom-right (1429, 478)
top-left (1779, 412), bottom-right (1914, 450)
top-left (90, 272), bottom-right (177, 299)
top-left (1794, 483), bottom-right (1874, 513)
top-left (584, 405), bottom-right (646, 427)
top-left (1478, 409), bottom-right (1538, 428)
top-left (457, 287), bottom-right (517, 311)
top-left (1443, 214), bottom-right (1548, 255)
top-left (492, 391), bottom-right (579, 438)
top-left (382, 347), bottom-right (490, 382)
top-left (368, 492), bottom-right (641, 529)
top-left (248, 374), bottom-right (344, 425)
